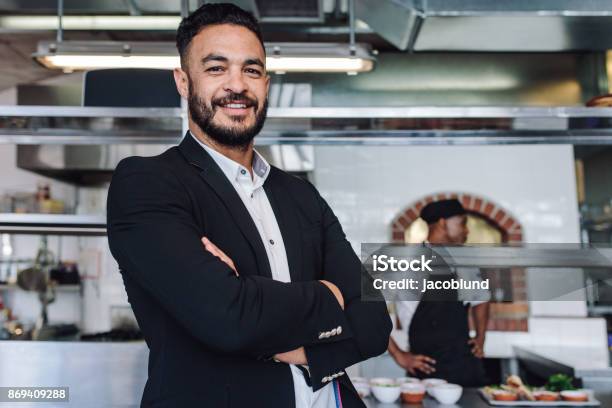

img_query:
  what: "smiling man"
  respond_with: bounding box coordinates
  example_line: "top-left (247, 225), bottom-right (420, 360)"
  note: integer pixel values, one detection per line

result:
top-left (106, 3), bottom-right (391, 407)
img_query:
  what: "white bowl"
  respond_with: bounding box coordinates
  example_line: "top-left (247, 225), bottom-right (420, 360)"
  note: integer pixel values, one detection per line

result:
top-left (396, 376), bottom-right (421, 384)
top-left (369, 377), bottom-right (395, 386)
top-left (421, 378), bottom-right (448, 395)
top-left (400, 382), bottom-right (427, 404)
top-left (370, 378), bottom-right (401, 403)
top-left (354, 383), bottom-right (371, 398)
top-left (430, 383), bottom-right (463, 404)
top-left (560, 390), bottom-right (589, 402)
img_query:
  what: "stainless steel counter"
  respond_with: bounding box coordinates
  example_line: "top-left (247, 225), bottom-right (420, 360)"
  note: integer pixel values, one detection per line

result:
top-left (1, 341), bottom-right (610, 407)
top-left (0, 341), bottom-right (147, 407)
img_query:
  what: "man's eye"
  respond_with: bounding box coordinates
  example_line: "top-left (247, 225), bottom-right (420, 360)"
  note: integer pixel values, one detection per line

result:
top-left (206, 66), bottom-right (224, 73)
top-left (245, 68), bottom-right (261, 75)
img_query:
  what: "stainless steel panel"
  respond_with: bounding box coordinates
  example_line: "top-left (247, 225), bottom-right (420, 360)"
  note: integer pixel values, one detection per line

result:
top-left (3, 106), bottom-right (612, 146)
top-left (0, 214), bottom-right (106, 236)
top-left (356, 0), bottom-right (421, 51)
top-left (0, 341), bottom-right (147, 408)
top-left (357, 0), bottom-right (612, 51)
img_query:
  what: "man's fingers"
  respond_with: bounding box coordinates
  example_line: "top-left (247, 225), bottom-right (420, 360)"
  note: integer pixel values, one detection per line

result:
top-left (319, 280), bottom-right (344, 309)
top-left (418, 363), bottom-right (435, 374)
top-left (201, 237), bottom-right (238, 275)
top-left (414, 356), bottom-right (436, 374)
top-left (416, 355), bottom-right (436, 364)
top-left (201, 237), bottom-right (219, 256)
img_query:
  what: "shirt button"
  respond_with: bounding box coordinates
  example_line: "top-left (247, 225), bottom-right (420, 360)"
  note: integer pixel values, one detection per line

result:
top-left (240, 169), bottom-right (247, 175)
top-left (269, 239), bottom-right (274, 245)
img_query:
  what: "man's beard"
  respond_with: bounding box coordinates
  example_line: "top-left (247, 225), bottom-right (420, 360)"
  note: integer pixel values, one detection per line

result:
top-left (188, 82), bottom-right (268, 149)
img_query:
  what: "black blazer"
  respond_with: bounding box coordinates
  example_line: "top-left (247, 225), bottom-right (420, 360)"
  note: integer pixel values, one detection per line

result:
top-left (107, 133), bottom-right (392, 407)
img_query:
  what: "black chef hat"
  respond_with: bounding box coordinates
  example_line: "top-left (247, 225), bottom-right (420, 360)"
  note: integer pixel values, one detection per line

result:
top-left (420, 199), bottom-right (466, 225)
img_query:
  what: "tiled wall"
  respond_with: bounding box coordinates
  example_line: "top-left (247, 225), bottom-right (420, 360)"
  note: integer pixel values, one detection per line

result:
top-left (312, 144), bottom-right (584, 321)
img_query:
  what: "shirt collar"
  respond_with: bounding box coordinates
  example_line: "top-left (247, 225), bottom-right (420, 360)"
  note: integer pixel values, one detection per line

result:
top-left (189, 131), bottom-right (270, 184)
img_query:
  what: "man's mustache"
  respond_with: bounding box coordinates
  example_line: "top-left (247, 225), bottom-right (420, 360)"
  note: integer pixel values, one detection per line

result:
top-left (212, 93), bottom-right (258, 110)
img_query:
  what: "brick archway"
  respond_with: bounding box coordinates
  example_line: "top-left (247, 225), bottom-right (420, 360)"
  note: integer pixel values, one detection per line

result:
top-left (390, 192), bottom-right (528, 332)
top-left (391, 192), bottom-right (523, 244)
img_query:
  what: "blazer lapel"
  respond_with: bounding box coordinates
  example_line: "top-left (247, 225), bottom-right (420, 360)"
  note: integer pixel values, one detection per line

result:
top-left (264, 170), bottom-right (303, 282)
top-left (177, 132), bottom-right (272, 279)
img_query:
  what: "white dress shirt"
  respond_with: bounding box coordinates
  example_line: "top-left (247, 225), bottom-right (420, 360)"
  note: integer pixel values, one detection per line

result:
top-left (191, 132), bottom-right (336, 408)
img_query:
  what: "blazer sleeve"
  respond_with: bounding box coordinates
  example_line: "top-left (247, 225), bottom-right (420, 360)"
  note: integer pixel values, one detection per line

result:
top-left (303, 186), bottom-right (392, 390)
top-left (107, 157), bottom-right (352, 356)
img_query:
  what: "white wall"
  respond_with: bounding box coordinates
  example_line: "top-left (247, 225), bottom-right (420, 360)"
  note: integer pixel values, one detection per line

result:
top-left (312, 144), bottom-right (584, 317)
top-left (312, 144), bottom-right (581, 246)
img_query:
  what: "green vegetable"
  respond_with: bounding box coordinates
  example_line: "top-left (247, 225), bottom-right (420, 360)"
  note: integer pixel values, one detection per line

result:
top-left (545, 374), bottom-right (576, 392)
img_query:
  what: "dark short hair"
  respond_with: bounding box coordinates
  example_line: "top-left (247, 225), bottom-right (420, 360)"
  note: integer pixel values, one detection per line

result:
top-left (176, 3), bottom-right (264, 68)
top-left (420, 199), bottom-right (466, 225)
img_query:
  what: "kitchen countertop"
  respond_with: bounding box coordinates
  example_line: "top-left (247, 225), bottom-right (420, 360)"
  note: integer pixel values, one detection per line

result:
top-left (514, 346), bottom-right (611, 376)
top-left (363, 388), bottom-right (612, 407)
top-left (1, 341), bottom-right (610, 407)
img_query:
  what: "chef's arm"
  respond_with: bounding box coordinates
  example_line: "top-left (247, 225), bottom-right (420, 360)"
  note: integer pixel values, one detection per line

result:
top-left (471, 302), bottom-right (490, 341)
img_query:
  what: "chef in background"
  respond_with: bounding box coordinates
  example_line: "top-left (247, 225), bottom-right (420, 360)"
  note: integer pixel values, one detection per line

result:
top-left (388, 199), bottom-right (490, 386)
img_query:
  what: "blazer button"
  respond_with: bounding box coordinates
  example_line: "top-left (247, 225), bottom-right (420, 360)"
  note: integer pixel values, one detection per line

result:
top-left (336, 325), bottom-right (342, 335)
top-left (324, 331), bottom-right (332, 338)
top-left (321, 376), bottom-right (329, 383)
top-left (318, 332), bottom-right (325, 340)
top-left (330, 328), bottom-right (337, 336)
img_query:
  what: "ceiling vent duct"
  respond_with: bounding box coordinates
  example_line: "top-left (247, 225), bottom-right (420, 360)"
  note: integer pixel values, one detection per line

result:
top-left (356, 0), bottom-right (612, 51)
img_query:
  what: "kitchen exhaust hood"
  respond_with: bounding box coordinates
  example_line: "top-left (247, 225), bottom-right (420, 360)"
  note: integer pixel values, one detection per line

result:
top-left (14, 75), bottom-right (316, 186)
top-left (356, 0), bottom-right (612, 51)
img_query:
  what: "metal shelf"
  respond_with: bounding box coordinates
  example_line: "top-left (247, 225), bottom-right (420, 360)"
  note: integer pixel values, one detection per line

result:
top-left (3, 105), bottom-right (612, 145)
top-left (0, 284), bottom-right (81, 292)
top-left (0, 213), bottom-right (106, 236)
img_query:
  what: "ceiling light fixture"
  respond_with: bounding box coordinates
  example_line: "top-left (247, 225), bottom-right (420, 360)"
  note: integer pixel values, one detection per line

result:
top-left (0, 15), bottom-right (182, 31)
top-left (33, 41), bottom-right (375, 73)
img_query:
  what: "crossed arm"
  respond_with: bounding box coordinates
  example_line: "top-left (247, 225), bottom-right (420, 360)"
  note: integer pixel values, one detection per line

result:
top-left (107, 158), bottom-right (391, 389)
top-left (201, 236), bottom-right (344, 365)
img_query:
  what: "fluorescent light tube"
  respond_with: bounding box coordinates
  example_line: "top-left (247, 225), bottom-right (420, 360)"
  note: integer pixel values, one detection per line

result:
top-left (34, 41), bottom-right (375, 73)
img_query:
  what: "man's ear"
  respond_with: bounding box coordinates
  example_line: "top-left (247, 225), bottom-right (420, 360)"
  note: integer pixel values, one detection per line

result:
top-left (173, 67), bottom-right (189, 99)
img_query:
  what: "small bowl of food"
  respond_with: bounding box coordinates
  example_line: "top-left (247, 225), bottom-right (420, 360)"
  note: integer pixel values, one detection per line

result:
top-left (533, 390), bottom-right (559, 401)
top-left (492, 390), bottom-right (519, 401)
top-left (396, 376), bottom-right (421, 385)
top-left (560, 390), bottom-right (589, 402)
top-left (430, 383), bottom-right (463, 405)
top-left (354, 382), bottom-right (371, 399)
top-left (421, 378), bottom-right (447, 395)
top-left (370, 378), bottom-right (401, 403)
top-left (400, 382), bottom-right (426, 404)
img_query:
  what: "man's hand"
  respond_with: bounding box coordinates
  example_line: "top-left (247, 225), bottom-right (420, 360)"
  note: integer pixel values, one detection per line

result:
top-left (274, 347), bottom-right (307, 365)
top-left (201, 237), bottom-right (238, 276)
top-left (318, 280), bottom-right (344, 310)
top-left (201, 238), bottom-right (339, 363)
top-left (468, 336), bottom-right (485, 358)
top-left (393, 350), bottom-right (436, 375)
